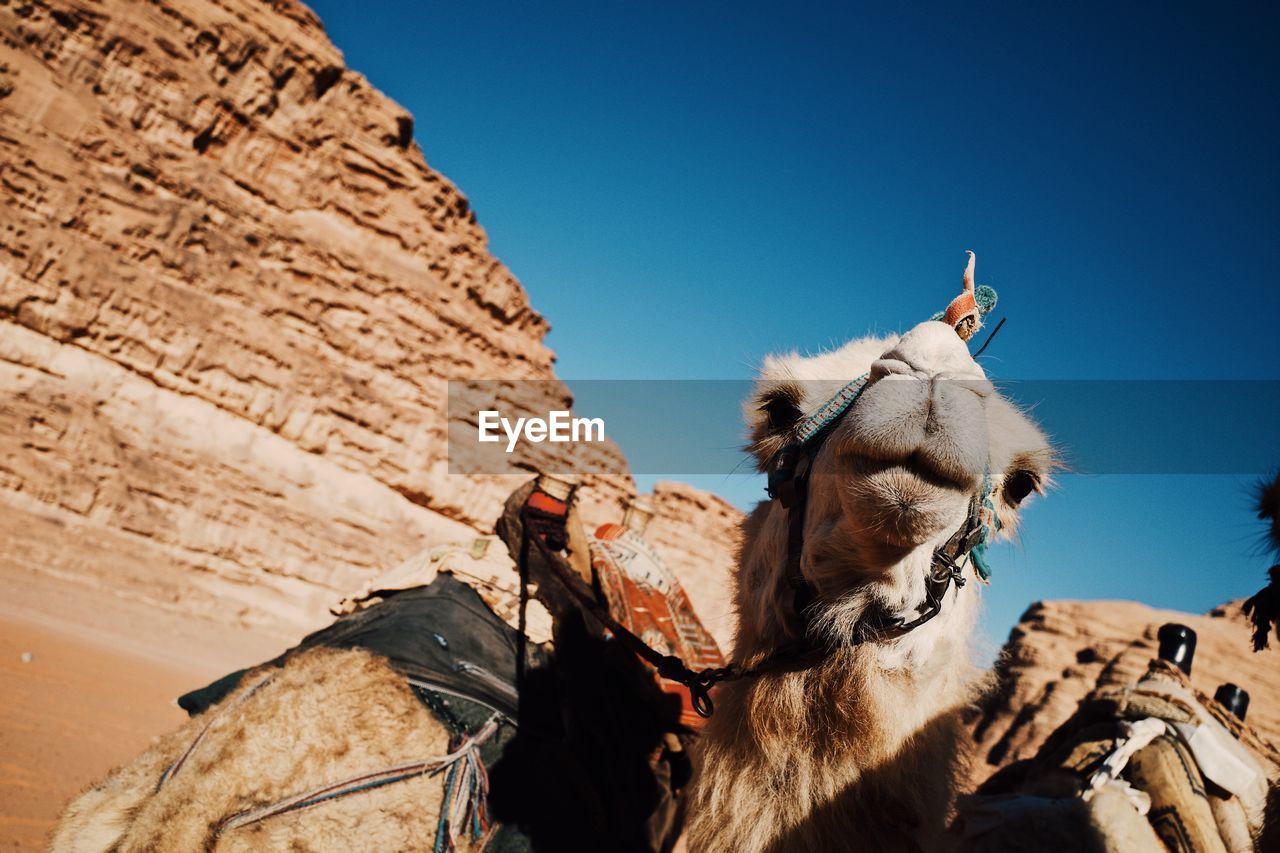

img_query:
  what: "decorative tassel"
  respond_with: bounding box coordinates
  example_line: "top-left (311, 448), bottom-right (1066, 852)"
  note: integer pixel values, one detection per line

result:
top-left (933, 251), bottom-right (998, 342)
top-left (432, 724), bottom-right (498, 852)
top-left (969, 470), bottom-right (1000, 582)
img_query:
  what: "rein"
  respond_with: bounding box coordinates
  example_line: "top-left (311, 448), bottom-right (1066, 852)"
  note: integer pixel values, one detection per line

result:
top-left (517, 501), bottom-right (733, 718)
top-left (516, 257), bottom-right (1003, 716)
top-left (516, 371), bottom-right (993, 719)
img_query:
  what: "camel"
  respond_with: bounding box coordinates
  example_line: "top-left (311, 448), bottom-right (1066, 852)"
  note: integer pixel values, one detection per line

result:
top-left (52, 646), bottom-right (472, 852)
top-left (54, 255), bottom-right (1052, 852)
top-left (686, 297), bottom-right (1056, 850)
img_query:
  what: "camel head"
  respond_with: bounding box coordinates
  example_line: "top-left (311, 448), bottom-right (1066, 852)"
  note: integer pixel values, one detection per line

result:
top-left (737, 280), bottom-right (1056, 663)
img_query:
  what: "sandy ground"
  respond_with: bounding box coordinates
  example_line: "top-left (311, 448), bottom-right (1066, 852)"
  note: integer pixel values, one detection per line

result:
top-left (0, 567), bottom-right (288, 851)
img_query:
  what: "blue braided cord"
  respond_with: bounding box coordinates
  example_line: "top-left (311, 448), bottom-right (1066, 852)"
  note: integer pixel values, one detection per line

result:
top-left (470, 768), bottom-right (483, 839)
top-left (434, 761), bottom-right (461, 853)
top-left (793, 374), bottom-right (870, 445)
top-left (465, 753), bottom-right (483, 841)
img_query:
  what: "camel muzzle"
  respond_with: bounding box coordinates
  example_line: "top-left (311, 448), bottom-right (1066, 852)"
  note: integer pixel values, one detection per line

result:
top-left (841, 374), bottom-right (991, 492)
top-left (766, 282), bottom-right (1004, 647)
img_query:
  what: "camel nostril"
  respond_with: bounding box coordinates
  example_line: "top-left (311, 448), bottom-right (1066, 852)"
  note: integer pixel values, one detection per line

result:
top-left (934, 374), bottom-right (994, 400)
top-left (877, 321), bottom-right (986, 382)
top-left (869, 358), bottom-right (916, 381)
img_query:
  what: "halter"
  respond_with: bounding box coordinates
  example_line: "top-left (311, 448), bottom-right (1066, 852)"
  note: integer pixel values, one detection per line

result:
top-left (764, 250), bottom-right (1003, 645)
top-left (512, 252), bottom-right (1004, 715)
top-left (766, 374), bottom-right (997, 644)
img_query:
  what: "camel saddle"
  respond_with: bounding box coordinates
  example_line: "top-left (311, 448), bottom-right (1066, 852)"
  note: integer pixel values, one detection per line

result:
top-left (590, 522), bottom-right (725, 728)
top-left (176, 480), bottom-right (722, 851)
top-left (323, 492), bottom-right (725, 728)
top-left (955, 659), bottom-right (1280, 852)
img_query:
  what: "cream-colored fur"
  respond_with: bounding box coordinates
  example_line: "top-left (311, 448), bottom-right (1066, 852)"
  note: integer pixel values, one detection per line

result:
top-left (688, 321), bottom-right (1055, 852)
top-left (51, 648), bottom-right (476, 852)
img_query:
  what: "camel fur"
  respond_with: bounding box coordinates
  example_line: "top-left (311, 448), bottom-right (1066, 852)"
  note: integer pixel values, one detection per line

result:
top-left (687, 319), bottom-right (1056, 852)
top-left (51, 647), bottom-right (465, 852)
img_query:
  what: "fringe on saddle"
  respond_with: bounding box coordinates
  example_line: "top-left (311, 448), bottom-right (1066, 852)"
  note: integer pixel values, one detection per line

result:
top-left (172, 577), bottom-right (521, 851)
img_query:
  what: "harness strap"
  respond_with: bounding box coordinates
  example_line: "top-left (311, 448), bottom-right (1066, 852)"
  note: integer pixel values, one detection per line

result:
top-left (156, 673), bottom-right (276, 791)
top-left (855, 496), bottom-right (979, 642)
top-left (215, 716), bottom-right (502, 837)
top-left (518, 504), bottom-right (732, 717)
top-left (774, 446), bottom-right (816, 617)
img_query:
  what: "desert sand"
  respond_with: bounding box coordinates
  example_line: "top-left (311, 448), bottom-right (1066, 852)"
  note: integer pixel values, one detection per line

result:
top-left (0, 566), bottom-right (286, 851)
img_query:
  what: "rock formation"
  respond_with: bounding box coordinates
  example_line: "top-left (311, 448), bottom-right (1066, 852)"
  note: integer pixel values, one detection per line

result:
top-left (0, 0), bottom-right (739, 644)
top-left (12, 1), bottom-right (1272, 792)
top-left (968, 598), bottom-right (1280, 786)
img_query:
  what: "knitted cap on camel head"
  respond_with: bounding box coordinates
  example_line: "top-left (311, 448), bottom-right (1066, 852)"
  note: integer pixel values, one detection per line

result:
top-left (938, 251), bottom-right (998, 342)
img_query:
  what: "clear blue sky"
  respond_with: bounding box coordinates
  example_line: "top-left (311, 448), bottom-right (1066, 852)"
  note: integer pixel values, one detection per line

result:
top-left (308, 1), bottom-right (1280, 652)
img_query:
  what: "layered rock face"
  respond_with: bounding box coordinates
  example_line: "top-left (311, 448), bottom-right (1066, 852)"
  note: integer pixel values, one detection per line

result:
top-left (0, 0), bottom-right (738, 642)
top-left (968, 598), bottom-right (1280, 785)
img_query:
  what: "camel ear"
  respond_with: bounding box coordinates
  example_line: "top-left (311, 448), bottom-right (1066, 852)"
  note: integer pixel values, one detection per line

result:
top-left (746, 379), bottom-right (805, 470)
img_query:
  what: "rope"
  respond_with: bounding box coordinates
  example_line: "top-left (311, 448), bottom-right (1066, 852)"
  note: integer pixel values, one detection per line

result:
top-left (216, 716), bottom-right (503, 837)
top-left (156, 673), bottom-right (275, 791)
top-left (433, 726), bottom-right (494, 852)
top-left (1082, 716), bottom-right (1167, 814)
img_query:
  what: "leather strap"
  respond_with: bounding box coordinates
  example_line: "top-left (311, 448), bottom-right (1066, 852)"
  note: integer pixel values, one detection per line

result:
top-left (768, 427), bottom-right (987, 646)
top-left (514, 403), bottom-right (990, 716)
top-left (517, 502), bottom-right (732, 718)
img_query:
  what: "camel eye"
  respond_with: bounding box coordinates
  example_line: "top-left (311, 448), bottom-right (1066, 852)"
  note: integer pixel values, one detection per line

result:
top-left (1004, 470), bottom-right (1038, 506)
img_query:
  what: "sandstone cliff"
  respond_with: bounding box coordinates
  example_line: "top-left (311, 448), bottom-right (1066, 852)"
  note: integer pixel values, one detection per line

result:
top-left (968, 597), bottom-right (1280, 785)
top-left (0, 0), bottom-right (739, 644)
